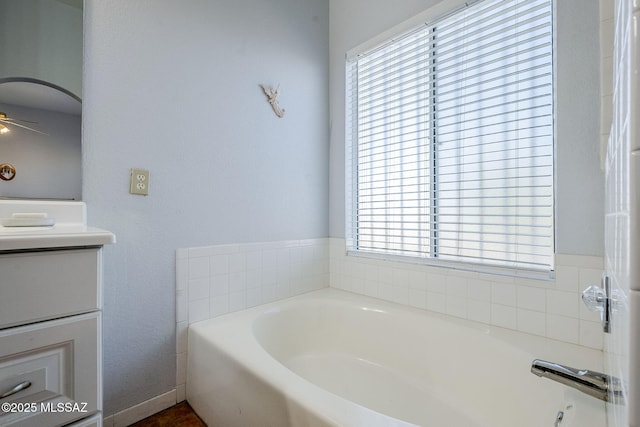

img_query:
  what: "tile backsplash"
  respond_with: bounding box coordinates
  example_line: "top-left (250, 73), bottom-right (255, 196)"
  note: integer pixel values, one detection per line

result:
top-left (329, 238), bottom-right (605, 351)
top-left (176, 237), bottom-right (605, 402)
top-left (175, 238), bottom-right (330, 401)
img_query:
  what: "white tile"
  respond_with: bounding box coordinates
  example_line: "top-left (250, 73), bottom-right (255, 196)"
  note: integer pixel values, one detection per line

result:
top-left (276, 282), bottom-right (291, 299)
top-left (408, 288), bottom-right (427, 309)
top-left (229, 252), bottom-right (246, 273)
top-left (210, 274), bottom-right (229, 296)
top-left (176, 320), bottom-right (188, 354)
top-left (210, 254), bottom-right (229, 276)
top-left (176, 352), bottom-right (187, 385)
top-left (547, 289), bottom-right (580, 318)
top-left (379, 283), bottom-right (394, 302)
top-left (188, 298), bottom-right (209, 323)
top-left (554, 265), bottom-right (580, 292)
top-left (393, 284), bottom-right (410, 305)
top-left (246, 287), bottom-right (263, 308)
top-left (491, 304), bottom-right (517, 329)
top-left (517, 286), bottom-right (546, 312)
top-left (261, 268), bottom-right (277, 287)
top-left (517, 309), bottom-right (546, 336)
top-left (468, 279), bottom-right (491, 302)
top-left (352, 261), bottom-right (368, 281)
top-left (427, 292), bottom-right (446, 314)
top-left (176, 289), bottom-right (188, 323)
top-left (229, 271), bottom-right (247, 293)
top-left (379, 266), bottom-right (393, 285)
top-left (446, 275), bottom-right (468, 298)
top-left (188, 257), bottom-right (209, 279)
top-left (467, 300), bottom-right (491, 324)
top-left (546, 314), bottom-right (579, 344)
top-left (262, 250), bottom-right (277, 269)
top-left (188, 278), bottom-right (209, 301)
top-left (580, 320), bottom-right (604, 350)
top-left (229, 291), bottom-right (246, 312)
top-left (363, 280), bottom-right (379, 298)
top-left (408, 270), bottom-right (428, 291)
top-left (246, 269), bottom-right (262, 289)
top-left (246, 251), bottom-right (262, 270)
top-left (176, 257), bottom-right (188, 291)
top-left (446, 296), bottom-right (467, 319)
top-left (352, 278), bottom-right (366, 296)
top-left (579, 268), bottom-right (605, 290)
top-left (492, 283), bottom-right (516, 306)
top-left (188, 246), bottom-right (214, 258)
top-left (392, 268), bottom-right (410, 287)
top-left (262, 285), bottom-right (278, 303)
top-left (426, 273), bottom-right (447, 293)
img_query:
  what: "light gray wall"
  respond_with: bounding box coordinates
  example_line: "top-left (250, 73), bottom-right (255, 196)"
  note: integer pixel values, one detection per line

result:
top-left (0, 0), bottom-right (83, 97)
top-left (0, 102), bottom-right (81, 200)
top-left (83, 0), bottom-right (328, 415)
top-left (329, 0), bottom-right (604, 257)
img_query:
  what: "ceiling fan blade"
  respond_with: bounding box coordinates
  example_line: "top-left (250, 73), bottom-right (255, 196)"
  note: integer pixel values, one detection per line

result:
top-left (0, 118), bottom-right (48, 135)
top-left (3, 117), bottom-right (38, 124)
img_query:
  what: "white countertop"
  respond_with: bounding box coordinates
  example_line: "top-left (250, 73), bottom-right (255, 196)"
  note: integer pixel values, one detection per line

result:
top-left (0, 224), bottom-right (115, 251)
top-left (0, 200), bottom-right (115, 251)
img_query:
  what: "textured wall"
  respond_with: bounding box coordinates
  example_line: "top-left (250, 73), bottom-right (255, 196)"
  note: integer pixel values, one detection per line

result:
top-left (83, 0), bottom-right (329, 415)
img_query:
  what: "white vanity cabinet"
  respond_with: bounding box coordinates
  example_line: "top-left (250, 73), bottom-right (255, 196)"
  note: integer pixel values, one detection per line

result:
top-left (0, 200), bottom-right (114, 427)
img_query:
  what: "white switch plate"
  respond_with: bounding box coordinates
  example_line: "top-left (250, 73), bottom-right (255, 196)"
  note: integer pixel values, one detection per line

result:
top-left (130, 168), bottom-right (149, 196)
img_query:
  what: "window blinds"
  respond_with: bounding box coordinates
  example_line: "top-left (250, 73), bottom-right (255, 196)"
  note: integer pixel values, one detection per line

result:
top-left (346, 0), bottom-right (554, 272)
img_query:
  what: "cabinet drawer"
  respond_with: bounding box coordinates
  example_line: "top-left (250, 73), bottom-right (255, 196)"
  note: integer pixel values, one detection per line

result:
top-left (0, 313), bottom-right (100, 426)
top-left (0, 248), bottom-right (101, 329)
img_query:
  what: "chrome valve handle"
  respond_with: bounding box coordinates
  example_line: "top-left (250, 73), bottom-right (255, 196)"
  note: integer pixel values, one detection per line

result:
top-left (581, 273), bottom-right (612, 333)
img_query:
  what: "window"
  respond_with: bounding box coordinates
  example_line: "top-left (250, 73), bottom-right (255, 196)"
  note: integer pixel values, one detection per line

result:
top-left (346, 0), bottom-right (554, 273)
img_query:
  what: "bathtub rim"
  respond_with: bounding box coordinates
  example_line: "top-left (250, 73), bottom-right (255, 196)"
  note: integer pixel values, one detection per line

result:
top-left (186, 288), bottom-right (605, 427)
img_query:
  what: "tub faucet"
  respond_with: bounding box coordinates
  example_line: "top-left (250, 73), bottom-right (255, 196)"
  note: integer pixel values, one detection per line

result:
top-left (530, 359), bottom-right (624, 404)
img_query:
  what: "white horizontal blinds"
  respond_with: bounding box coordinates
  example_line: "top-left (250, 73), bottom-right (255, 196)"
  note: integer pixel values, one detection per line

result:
top-left (347, 0), bottom-right (554, 271)
top-left (433, 0), bottom-right (554, 269)
top-left (350, 28), bottom-right (434, 257)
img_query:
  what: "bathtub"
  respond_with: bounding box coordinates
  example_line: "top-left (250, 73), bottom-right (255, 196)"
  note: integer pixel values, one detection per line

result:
top-left (187, 289), bottom-right (606, 427)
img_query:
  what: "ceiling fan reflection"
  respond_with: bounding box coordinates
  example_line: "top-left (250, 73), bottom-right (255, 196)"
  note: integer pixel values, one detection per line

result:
top-left (0, 112), bottom-right (47, 135)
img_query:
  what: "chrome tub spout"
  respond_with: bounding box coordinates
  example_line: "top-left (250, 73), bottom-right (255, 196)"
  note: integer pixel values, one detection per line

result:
top-left (530, 359), bottom-right (624, 404)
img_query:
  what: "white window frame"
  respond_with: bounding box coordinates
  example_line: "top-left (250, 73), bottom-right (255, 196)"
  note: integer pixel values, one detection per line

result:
top-left (345, 0), bottom-right (555, 279)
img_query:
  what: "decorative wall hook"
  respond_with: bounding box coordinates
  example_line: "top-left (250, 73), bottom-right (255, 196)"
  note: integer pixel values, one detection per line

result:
top-left (260, 84), bottom-right (285, 118)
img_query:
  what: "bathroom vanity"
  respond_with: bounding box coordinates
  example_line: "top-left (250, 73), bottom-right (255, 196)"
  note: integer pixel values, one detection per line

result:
top-left (0, 200), bottom-right (114, 427)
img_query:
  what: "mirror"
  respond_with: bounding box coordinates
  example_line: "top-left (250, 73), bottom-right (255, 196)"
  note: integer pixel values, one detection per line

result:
top-left (0, 0), bottom-right (83, 200)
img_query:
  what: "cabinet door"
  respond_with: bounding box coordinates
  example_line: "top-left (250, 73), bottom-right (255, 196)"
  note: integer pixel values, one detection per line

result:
top-left (0, 248), bottom-right (101, 329)
top-left (0, 313), bottom-right (100, 426)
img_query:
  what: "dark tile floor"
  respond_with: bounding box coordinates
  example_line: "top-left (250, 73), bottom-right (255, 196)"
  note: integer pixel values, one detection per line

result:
top-left (129, 402), bottom-right (206, 427)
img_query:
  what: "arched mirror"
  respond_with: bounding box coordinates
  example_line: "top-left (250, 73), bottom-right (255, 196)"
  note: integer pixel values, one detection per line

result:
top-left (0, 0), bottom-right (83, 200)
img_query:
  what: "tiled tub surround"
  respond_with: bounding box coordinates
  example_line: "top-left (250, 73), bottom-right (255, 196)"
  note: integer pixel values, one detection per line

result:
top-left (328, 239), bottom-right (605, 351)
top-left (176, 237), bottom-right (605, 402)
top-left (175, 238), bottom-right (330, 401)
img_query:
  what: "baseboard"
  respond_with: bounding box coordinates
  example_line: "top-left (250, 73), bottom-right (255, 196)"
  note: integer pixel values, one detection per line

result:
top-left (102, 389), bottom-right (177, 427)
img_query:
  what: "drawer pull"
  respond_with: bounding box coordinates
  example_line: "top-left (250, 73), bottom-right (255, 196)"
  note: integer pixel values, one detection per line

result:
top-left (1, 381), bottom-right (32, 399)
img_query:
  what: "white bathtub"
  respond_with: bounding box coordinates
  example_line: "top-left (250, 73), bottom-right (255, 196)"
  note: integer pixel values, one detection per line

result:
top-left (187, 289), bottom-right (606, 427)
